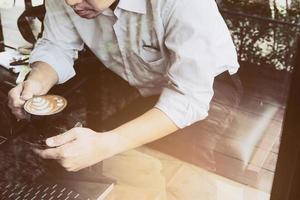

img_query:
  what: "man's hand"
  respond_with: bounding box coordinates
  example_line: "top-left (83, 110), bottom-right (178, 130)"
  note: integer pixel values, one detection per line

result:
top-left (34, 128), bottom-right (117, 172)
top-left (7, 61), bottom-right (59, 119)
top-left (8, 80), bottom-right (44, 119)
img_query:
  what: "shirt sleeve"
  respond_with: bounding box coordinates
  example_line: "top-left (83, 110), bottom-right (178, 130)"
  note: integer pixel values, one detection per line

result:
top-left (29, 0), bottom-right (84, 84)
top-left (155, 0), bottom-right (239, 128)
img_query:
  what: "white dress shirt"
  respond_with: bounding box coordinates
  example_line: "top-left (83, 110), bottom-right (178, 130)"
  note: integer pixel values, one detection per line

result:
top-left (29, 0), bottom-right (239, 128)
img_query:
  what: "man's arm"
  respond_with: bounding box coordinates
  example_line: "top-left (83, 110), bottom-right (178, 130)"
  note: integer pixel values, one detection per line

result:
top-left (111, 108), bottom-right (178, 151)
top-left (29, 0), bottom-right (83, 84)
top-left (155, 0), bottom-right (239, 128)
top-left (35, 107), bottom-right (178, 172)
top-left (8, 0), bottom-right (83, 118)
top-left (27, 62), bottom-right (59, 93)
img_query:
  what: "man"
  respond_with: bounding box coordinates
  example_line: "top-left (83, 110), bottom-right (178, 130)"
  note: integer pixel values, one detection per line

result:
top-left (8, 0), bottom-right (239, 172)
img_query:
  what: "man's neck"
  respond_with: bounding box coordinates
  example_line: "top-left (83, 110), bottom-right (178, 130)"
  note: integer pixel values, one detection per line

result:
top-left (110, 0), bottom-right (120, 11)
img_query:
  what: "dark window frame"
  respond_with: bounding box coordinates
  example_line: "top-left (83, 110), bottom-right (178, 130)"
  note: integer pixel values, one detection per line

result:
top-left (271, 37), bottom-right (300, 200)
top-left (0, 15), bottom-right (4, 51)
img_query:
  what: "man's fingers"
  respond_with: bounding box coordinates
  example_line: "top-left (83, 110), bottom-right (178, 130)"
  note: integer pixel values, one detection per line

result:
top-left (34, 143), bottom-right (75, 161)
top-left (8, 80), bottom-right (43, 109)
top-left (11, 108), bottom-right (28, 120)
top-left (46, 130), bottom-right (77, 147)
top-left (8, 84), bottom-right (25, 108)
top-left (8, 98), bottom-right (25, 110)
top-left (33, 148), bottom-right (63, 159)
top-left (8, 80), bottom-right (46, 120)
top-left (8, 84), bottom-right (28, 120)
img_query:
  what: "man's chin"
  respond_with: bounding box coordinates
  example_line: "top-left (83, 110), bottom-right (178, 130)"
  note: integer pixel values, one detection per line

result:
top-left (75, 11), bottom-right (101, 19)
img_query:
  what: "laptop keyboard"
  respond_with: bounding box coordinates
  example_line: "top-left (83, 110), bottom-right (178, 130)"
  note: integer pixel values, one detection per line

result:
top-left (0, 182), bottom-right (89, 200)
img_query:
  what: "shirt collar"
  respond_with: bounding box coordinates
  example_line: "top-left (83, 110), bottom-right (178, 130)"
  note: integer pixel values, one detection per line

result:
top-left (101, 0), bottom-right (146, 17)
top-left (117, 0), bottom-right (147, 14)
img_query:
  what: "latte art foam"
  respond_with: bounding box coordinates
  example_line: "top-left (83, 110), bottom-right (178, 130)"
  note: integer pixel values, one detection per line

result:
top-left (24, 95), bottom-right (67, 116)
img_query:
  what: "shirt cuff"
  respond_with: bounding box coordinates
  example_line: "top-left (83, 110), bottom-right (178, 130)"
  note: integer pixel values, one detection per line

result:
top-left (155, 87), bottom-right (208, 129)
top-left (29, 39), bottom-right (76, 84)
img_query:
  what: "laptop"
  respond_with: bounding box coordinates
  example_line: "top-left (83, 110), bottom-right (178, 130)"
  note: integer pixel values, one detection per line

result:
top-left (0, 178), bottom-right (114, 200)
